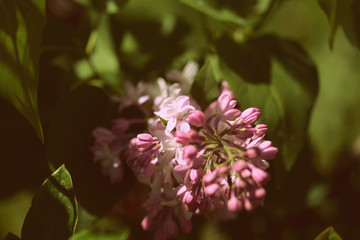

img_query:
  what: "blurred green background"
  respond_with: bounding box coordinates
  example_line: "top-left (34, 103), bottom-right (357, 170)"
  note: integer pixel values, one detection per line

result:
top-left (1, 0), bottom-right (360, 239)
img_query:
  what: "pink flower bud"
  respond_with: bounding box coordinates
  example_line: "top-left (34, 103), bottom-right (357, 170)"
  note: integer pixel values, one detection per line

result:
top-left (244, 148), bottom-right (260, 159)
top-left (174, 164), bottom-right (189, 178)
top-left (188, 110), bottom-right (206, 127)
top-left (255, 188), bottom-right (266, 199)
top-left (255, 124), bottom-right (267, 137)
top-left (136, 133), bottom-right (157, 149)
top-left (218, 166), bottom-right (230, 175)
top-left (227, 195), bottom-right (243, 212)
top-left (189, 169), bottom-right (200, 183)
top-left (175, 131), bottom-right (190, 145)
top-left (141, 215), bottom-right (154, 231)
top-left (235, 178), bottom-right (247, 189)
top-left (202, 169), bottom-right (219, 184)
top-left (182, 145), bottom-right (197, 160)
top-left (204, 183), bottom-right (220, 196)
top-left (244, 198), bottom-right (254, 211)
top-left (177, 185), bottom-right (188, 197)
top-left (259, 141), bottom-right (278, 160)
top-left (251, 167), bottom-right (269, 185)
top-left (241, 108), bottom-right (261, 125)
top-left (223, 109), bottom-right (241, 119)
top-left (183, 191), bottom-right (194, 205)
top-left (217, 93), bottom-right (231, 113)
top-left (241, 169), bottom-right (252, 178)
top-left (232, 161), bottom-right (247, 172)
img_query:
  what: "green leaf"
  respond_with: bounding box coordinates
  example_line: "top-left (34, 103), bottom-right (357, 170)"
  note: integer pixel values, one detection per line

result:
top-left (341, 1), bottom-right (360, 50)
top-left (190, 57), bottom-right (221, 108)
top-left (21, 165), bottom-right (78, 240)
top-left (0, 0), bottom-right (45, 142)
top-left (86, 14), bottom-right (123, 95)
top-left (179, 0), bottom-right (247, 26)
top-left (217, 35), bottom-right (318, 171)
top-left (315, 226), bottom-right (343, 240)
top-left (3, 233), bottom-right (20, 240)
top-left (317, 0), bottom-right (353, 48)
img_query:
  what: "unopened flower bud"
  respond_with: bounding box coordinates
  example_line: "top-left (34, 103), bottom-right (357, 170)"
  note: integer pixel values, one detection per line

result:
top-left (227, 195), bottom-right (243, 212)
top-left (204, 183), bottom-right (220, 197)
top-left (255, 124), bottom-right (268, 137)
top-left (136, 133), bottom-right (157, 149)
top-left (189, 169), bottom-right (201, 183)
top-left (241, 169), bottom-right (252, 178)
top-left (251, 167), bottom-right (269, 185)
top-left (202, 168), bottom-right (219, 184)
top-left (232, 161), bottom-right (247, 173)
top-left (141, 215), bottom-right (154, 231)
top-left (255, 187), bottom-right (266, 199)
top-left (259, 141), bottom-right (278, 160)
top-left (240, 108), bottom-right (261, 124)
top-left (188, 110), bottom-right (206, 127)
top-left (183, 191), bottom-right (194, 205)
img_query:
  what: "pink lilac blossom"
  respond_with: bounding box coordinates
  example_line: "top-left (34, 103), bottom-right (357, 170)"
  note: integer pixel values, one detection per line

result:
top-left (126, 87), bottom-right (277, 239)
top-left (91, 68), bottom-right (277, 239)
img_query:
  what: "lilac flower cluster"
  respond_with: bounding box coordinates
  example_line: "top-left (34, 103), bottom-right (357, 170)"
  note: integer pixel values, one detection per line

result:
top-left (91, 62), bottom-right (277, 240)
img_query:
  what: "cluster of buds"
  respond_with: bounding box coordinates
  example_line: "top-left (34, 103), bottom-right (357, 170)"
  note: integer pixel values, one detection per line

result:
top-left (91, 62), bottom-right (277, 239)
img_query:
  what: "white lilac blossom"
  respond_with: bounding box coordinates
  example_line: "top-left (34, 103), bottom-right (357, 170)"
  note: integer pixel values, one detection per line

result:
top-left (155, 96), bottom-right (195, 132)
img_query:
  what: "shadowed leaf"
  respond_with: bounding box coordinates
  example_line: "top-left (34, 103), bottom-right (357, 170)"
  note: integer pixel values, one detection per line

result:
top-left (0, 0), bottom-right (45, 142)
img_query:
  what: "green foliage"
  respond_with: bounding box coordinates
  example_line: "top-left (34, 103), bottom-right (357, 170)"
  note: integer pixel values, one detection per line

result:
top-left (179, 0), bottom-right (247, 26)
top-left (0, 0), bottom-right (45, 142)
top-left (318, 0), bottom-right (360, 50)
top-left (315, 226), bottom-right (343, 240)
top-left (21, 165), bottom-right (78, 240)
top-left (190, 57), bottom-right (221, 108)
top-left (216, 34), bottom-right (318, 171)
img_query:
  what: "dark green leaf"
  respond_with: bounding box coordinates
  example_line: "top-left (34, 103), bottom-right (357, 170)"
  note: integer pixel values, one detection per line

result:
top-left (0, 0), bottom-right (45, 142)
top-left (3, 233), bottom-right (20, 240)
top-left (179, 0), bottom-right (247, 26)
top-left (317, 0), bottom-right (353, 48)
top-left (315, 226), bottom-right (343, 240)
top-left (190, 57), bottom-right (221, 108)
top-left (341, 0), bottom-right (360, 50)
top-left (217, 35), bottom-right (318, 171)
top-left (21, 165), bottom-right (78, 240)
